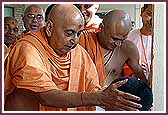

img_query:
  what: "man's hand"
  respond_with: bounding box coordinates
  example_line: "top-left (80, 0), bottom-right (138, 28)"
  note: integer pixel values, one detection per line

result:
top-left (99, 79), bottom-right (142, 111)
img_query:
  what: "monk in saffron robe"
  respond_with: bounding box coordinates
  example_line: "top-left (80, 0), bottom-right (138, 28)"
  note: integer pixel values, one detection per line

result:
top-left (20, 5), bottom-right (44, 38)
top-left (79, 10), bottom-right (148, 87)
top-left (4, 16), bottom-right (19, 61)
top-left (4, 5), bottom-right (142, 111)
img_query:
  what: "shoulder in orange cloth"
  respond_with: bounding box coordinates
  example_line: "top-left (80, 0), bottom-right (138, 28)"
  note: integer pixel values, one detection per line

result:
top-left (19, 30), bottom-right (31, 39)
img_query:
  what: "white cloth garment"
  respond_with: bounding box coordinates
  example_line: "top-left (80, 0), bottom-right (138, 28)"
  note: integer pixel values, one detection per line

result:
top-left (127, 29), bottom-right (152, 79)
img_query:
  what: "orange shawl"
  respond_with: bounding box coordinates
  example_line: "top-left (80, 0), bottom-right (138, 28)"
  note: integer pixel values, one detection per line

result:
top-left (79, 30), bottom-right (105, 86)
top-left (4, 28), bottom-right (101, 111)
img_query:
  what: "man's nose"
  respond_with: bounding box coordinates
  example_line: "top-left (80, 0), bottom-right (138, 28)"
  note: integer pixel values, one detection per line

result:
top-left (8, 29), bottom-right (14, 34)
top-left (32, 17), bottom-right (38, 22)
top-left (70, 36), bottom-right (79, 46)
top-left (69, 39), bottom-right (75, 45)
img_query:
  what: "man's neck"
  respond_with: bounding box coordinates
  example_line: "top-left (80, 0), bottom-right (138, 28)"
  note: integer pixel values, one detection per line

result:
top-left (140, 27), bottom-right (152, 36)
top-left (97, 32), bottom-right (105, 48)
top-left (86, 16), bottom-right (95, 27)
top-left (97, 33), bottom-right (109, 50)
top-left (96, 33), bottom-right (116, 54)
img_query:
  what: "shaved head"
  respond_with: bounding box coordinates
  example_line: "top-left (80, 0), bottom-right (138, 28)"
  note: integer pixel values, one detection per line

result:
top-left (45, 4), bottom-right (84, 56)
top-left (103, 10), bottom-right (132, 37)
top-left (47, 4), bottom-right (84, 25)
top-left (98, 10), bottom-right (132, 50)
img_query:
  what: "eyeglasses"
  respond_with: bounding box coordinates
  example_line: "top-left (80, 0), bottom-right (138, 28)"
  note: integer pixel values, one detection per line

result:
top-left (26, 14), bottom-right (43, 20)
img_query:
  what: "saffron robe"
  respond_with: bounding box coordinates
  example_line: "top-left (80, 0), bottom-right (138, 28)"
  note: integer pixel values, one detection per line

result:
top-left (79, 30), bottom-right (105, 86)
top-left (4, 28), bottom-right (101, 111)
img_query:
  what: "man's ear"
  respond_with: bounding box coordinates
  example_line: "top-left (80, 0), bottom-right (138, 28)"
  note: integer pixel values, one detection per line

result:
top-left (99, 23), bottom-right (104, 32)
top-left (45, 20), bottom-right (53, 37)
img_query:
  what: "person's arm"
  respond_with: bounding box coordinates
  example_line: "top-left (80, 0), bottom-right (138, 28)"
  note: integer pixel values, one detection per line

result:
top-left (122, 40), bottom-right (148, 84)
top-left (5, 78), bottom-right (142, 111)
top-left (36, 89), bottom-right (100, 108)
top-left (36, 79), bottom-right (142, 111)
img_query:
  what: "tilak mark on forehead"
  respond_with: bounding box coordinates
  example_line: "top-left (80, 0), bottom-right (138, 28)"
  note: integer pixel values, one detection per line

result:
top-left (11, 21), bottom-right (15, 24)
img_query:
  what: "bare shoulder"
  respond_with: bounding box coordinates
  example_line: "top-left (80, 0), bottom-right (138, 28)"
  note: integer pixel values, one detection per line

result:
top-left (120, 40), bottom-right (139, 56)
top-left (121, 40), bottom-right (138, 51)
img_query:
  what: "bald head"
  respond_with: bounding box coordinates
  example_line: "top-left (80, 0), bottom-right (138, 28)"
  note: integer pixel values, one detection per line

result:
top-left (45, 4), bottom-right (84, 56)
top-left (103, 10), bottom-right (132, 37)
top-left (47, 4), bottom-right (84, 24)
top-left (45, 4), bottom-right (56, 22)
top-left (98, 10), bottom-right (132, 50)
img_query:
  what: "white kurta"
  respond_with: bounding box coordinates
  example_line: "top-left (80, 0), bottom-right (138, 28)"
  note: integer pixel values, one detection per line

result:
top-left (127, 29), bottom-right (152, 79)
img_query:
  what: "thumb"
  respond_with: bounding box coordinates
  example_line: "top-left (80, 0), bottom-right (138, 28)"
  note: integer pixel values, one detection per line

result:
top-left (112, 79), bottom-right (128, 89)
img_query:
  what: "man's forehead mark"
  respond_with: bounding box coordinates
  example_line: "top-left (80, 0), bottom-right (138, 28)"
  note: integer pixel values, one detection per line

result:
top-left (11, 21), bottom-right (15, 24)
top-left (6, 20), bottom-right (16, 25)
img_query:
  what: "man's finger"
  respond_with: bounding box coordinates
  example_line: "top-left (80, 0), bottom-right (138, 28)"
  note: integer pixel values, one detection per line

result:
top-left (114, 102), bottom-right (140, 111)
top-left (121, 92), bottom-right (141, 101)
top-left (112, 79), bottom-right (128, 88)
top-left (119, 96), bottom-right (142, 109)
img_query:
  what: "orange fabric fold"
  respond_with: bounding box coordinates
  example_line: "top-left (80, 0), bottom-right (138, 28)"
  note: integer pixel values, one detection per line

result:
top-left (4, 28), bottom-right (101, 111)
top-left (79, 30), bottom-right (105, 87)
top-left (122, 63), bottom-right (133, 76)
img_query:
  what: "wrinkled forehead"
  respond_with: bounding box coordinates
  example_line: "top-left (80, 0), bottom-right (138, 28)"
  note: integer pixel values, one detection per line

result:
top-left (61, 12), bottom-right (84, 28)
top-left (25, 6), bottom-right (43, 15)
